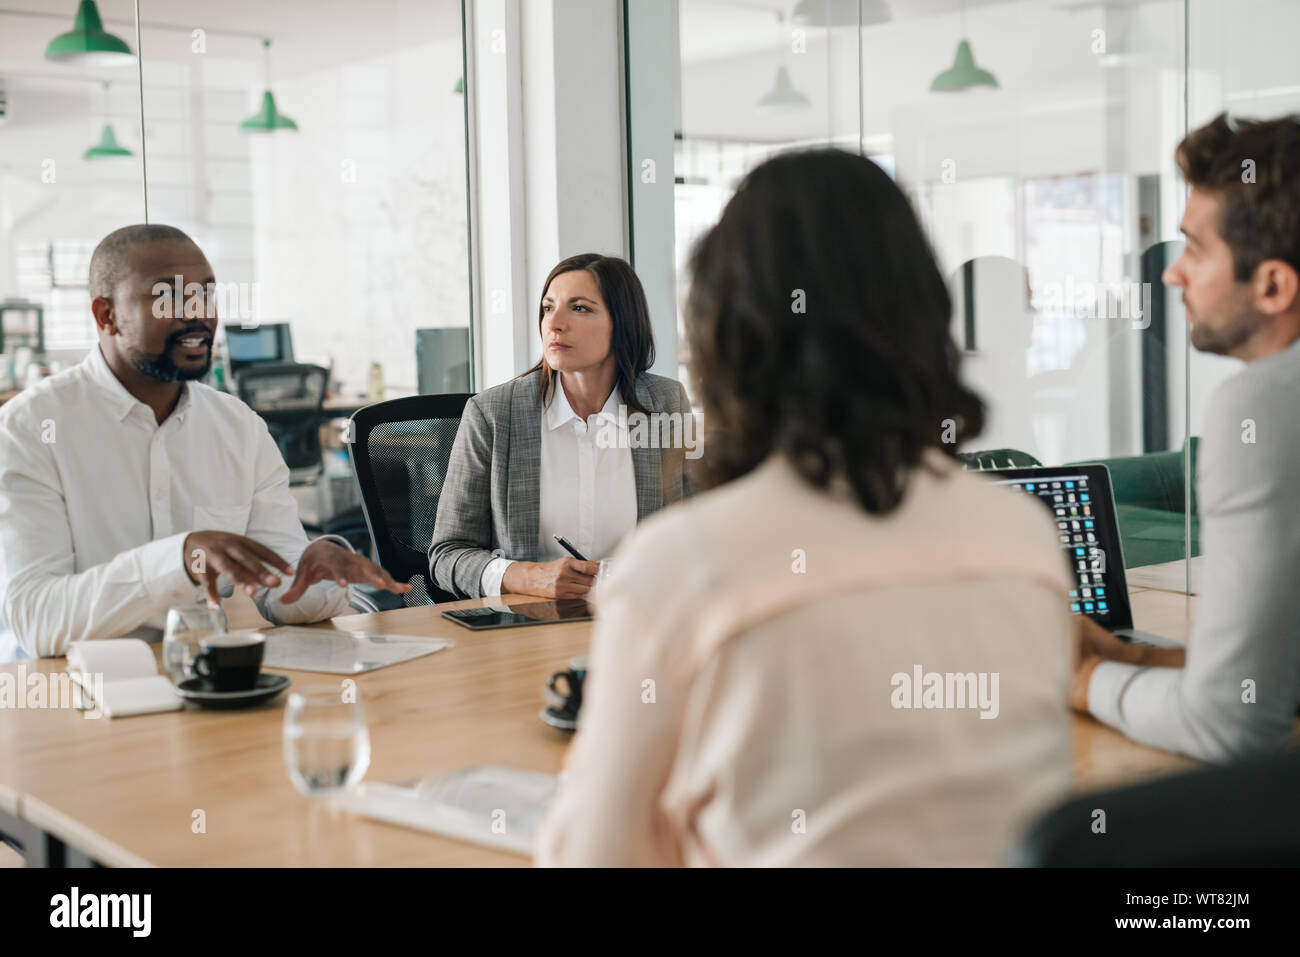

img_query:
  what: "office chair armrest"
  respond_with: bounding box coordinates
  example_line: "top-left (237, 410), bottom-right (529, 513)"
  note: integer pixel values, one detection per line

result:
top-left (309, 533), bottom-right (358, 554)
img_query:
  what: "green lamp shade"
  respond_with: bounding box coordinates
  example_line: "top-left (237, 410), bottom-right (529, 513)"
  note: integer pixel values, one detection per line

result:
top-left (454, 76), bottom-right (464, 94)
top-left (758, 65), bottom-right (810, 108)
top-left (84, 124), bottom-right (132, 159)
top-left (45, 0), bottom-right (134, 66)
top-left (240, 90), bottom-right (299, 132)
top-left (931, 39), bottom-right (998, 92)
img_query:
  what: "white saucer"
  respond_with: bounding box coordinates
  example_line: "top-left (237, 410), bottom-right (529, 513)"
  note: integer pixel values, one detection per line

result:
top-left (539, 705), bottom-right (578, 732)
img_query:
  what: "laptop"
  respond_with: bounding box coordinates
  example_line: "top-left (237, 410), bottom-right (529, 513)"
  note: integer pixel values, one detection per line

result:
top-left (987, 464), bottom-right (1182, 648)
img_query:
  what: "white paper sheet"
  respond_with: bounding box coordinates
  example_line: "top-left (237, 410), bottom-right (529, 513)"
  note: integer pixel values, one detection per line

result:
top-left (260, 627), bottom-right (453, 674)
top-left (337, 765), bottom-right (559, 856)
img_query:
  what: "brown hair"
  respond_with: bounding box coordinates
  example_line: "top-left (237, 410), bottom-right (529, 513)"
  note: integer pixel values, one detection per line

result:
top-left (1176, 112), bottom-right (1300, 281)
top-left (685, 148), bottom-right (984, 516)
top-left (523, 253), bottom-right (655, 415)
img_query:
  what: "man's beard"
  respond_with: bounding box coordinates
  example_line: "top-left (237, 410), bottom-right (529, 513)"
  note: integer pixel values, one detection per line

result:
top-left (1188, 297), bottom-right (1262, 356)
top-left (129, 328), bottom-right (213, 382)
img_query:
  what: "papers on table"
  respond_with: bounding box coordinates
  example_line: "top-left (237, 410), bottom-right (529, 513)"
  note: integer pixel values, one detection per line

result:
top-left (260, 627), bottom-right (452, 674)
top-left (337, 765), bottom-right (559, 856)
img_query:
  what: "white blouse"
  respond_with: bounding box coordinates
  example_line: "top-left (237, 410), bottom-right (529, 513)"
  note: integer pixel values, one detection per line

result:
top-left (479, 381), bottom-right (637, 595)
top-left (535, 452), bottom-right (1076, 866)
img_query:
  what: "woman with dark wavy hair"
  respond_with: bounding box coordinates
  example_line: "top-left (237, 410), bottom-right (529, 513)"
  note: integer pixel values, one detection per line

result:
top-left (538, 150), bottom-right (1074, 866)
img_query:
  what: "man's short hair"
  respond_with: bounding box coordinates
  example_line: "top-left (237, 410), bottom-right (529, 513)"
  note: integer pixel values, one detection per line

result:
top-left (1176, 113), bottom-right (1300, 282)
top-left (88, 223), bottom-right (197, 299)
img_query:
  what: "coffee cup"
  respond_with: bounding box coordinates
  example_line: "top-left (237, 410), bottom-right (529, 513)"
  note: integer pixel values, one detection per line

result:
top-left (545, 656), bottom-right (587, 716)
top-left (191, 631), bottom-right (266, 692)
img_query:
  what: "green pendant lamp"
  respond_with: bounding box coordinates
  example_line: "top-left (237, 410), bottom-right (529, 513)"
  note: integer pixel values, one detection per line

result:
top-left (453, 76), bottom-right (464, 94)
top-left (758, 65), bottom-right (810, 108)
top-left (931, 2), bottom-right (998, 92)
top-left (241, 39), bottom-right (298, 133)
top-left (84, 123), bottom-right (132, 159)
top-left (930, 40), bottom-right (998, 91)
top-left (84, 82), bottom-right (131, 159)
top-left (45, 0), bottom-right (134, 67)
top-left (241, 90), bottom-right (298, 132)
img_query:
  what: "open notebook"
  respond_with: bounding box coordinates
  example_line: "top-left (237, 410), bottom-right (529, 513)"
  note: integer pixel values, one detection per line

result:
top-left (338, 765), bottom-right (560, 856)
top-left (66, 639), bottom-right (182, 718)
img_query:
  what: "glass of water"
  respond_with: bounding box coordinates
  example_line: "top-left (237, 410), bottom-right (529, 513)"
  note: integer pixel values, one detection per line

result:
top-left (163, 594), bottom-right (228, 684)
top-left (590, 559), bottom-right (615, 603)
top-left (283, 690), bottom-right (371, 798)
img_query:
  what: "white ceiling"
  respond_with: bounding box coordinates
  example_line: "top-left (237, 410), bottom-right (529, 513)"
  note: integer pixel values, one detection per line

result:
top-left (677, 0), bottom-right (1167, 64)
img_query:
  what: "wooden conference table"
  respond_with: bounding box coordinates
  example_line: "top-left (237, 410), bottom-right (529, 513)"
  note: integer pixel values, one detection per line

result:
top-left (0, 585), bottom-right (1214, 867)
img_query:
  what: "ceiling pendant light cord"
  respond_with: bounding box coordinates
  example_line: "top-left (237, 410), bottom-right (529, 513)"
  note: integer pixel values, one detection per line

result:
top-left (133, 0), bottom-right (148, 222)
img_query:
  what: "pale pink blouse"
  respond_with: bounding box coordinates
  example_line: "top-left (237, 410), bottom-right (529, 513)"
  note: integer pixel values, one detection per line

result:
top-left (535, 452), bottom-right (1074, 866)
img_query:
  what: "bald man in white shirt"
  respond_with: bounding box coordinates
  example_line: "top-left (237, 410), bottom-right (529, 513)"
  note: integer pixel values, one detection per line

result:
top-left (0, 224), bottom-right (408, 660)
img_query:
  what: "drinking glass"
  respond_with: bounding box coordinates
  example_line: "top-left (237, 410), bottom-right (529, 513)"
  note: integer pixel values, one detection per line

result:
top-left (162, 594), bottom-right (228, 684)
top-left (283, 690), bottom-right (371, 798)
top-left (590, 559), bottom-right (615, 602)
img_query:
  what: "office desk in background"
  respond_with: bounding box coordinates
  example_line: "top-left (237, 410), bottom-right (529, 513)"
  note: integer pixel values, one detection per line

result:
top-left (0, 588), bottom-right (1243, 867)
top-left (321, 392), bottom-right (416, 417)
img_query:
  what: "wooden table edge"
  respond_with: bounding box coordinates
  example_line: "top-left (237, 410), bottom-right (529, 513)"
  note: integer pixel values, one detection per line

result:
top-left (20, 793), bottom-right (155, 868)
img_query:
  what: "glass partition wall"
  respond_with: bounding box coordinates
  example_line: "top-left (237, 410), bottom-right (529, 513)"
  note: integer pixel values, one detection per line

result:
top-left (639, 0), bottom-right (1300, 585)
top-left (0, 0), bottom-right (471, 400)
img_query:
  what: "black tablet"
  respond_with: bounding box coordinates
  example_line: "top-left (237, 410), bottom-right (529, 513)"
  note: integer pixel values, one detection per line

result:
top-left (440, 599), bottom-right (593, 630)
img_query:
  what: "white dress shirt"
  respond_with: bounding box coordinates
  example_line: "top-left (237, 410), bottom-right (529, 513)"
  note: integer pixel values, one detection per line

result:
top-left (479, 381), bottom-right (637, 596)
top-left (0, 345), bottom-right (350, 660)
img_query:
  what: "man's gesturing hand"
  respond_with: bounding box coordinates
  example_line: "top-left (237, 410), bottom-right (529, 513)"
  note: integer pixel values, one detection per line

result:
top-left (278, 540), bottom-right (412, 604)
top-left (183, 530), bottom-right (294, 607)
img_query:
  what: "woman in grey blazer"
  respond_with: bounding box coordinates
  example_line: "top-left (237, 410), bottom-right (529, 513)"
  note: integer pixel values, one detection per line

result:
top-left (430, 254), bottom-right (694, 600)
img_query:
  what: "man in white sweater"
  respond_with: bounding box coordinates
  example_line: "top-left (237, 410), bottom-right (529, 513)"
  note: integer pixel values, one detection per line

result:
top-left (0, 224), bottom-right (408, 660)
top-left (1071, 114), bottom-right (1300, 761)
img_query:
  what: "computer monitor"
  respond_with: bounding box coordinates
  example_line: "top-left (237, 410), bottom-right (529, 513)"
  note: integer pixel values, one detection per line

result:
top-left (416, 328), bottom-right (470, 394)
top-left (225, 323), bottom-right (294, 376)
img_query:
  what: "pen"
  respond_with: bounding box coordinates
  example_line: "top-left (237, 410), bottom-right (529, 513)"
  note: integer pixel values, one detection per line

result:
top-left (553, 535), bottom-right (589, 561)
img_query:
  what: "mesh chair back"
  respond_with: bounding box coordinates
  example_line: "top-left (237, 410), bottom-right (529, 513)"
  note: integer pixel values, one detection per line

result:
top-left (235, 363), bottom-right (330, 472)
top-left (348, 393), bottom-right (472, 606)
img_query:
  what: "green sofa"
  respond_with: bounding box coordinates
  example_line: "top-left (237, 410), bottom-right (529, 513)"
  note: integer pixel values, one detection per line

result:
top-left (961, 441), bottom-right (1201, 568)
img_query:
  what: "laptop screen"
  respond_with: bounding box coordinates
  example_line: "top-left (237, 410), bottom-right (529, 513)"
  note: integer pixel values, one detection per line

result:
top-left (987, 466), bottom-right (1134, 630)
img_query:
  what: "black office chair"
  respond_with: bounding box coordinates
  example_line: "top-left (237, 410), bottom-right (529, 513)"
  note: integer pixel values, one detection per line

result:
top-left (235, 363), bottom-right (330, 486)
top-left (1007, 748), bottom-right (1300, 866)
top-left (348, 393), bottom-right (473, 608)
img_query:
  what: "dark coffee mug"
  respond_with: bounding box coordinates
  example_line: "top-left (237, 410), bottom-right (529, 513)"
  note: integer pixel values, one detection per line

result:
top-left (546, 656), bottom-right (587, 715)
top-left (192, 632), bottom-right (266, 692)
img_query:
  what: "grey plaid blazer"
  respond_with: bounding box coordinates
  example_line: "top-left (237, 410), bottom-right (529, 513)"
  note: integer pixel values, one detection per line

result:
top-left (429, 370), bottom-right (694, 599)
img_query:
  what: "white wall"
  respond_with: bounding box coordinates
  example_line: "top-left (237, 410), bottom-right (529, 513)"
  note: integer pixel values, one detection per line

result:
top-left (467, 0), bottom-right (631, 389)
